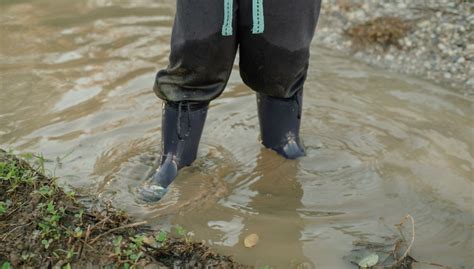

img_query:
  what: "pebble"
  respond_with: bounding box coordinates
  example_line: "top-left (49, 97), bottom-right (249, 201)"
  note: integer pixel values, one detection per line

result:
top-left (418, 20), bottom-right (431, 28)
top-left (404, 38), bottom-right (412, 47)
top-left (385, 54), bottom-right (395, 61)
top-left (466, 44), bottom-right (474, 55)
top-left (438, 43), bottom-right (447, 52)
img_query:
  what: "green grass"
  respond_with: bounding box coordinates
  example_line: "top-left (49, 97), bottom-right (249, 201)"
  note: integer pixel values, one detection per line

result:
top-left (0, 149), bottom-right (241, 268)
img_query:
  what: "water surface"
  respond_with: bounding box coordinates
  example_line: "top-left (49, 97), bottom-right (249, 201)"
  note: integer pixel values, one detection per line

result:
top-left (0, 1), bottom-right (472, 268)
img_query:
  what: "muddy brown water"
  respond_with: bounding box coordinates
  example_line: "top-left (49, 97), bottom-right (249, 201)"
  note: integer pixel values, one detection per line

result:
top-left (0, 1), bottom-right (472, 268)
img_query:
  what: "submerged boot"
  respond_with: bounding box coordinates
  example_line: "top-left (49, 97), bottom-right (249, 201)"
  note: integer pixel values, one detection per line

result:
top-left (138, 101), bottom-right (209, 202)
top-left (257, 90), bottom-right (305, 159)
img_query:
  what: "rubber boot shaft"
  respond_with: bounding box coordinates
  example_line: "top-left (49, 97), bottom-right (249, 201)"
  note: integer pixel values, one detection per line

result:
top-left (138, 101), bottom-right (208, 202)
top-left (257, 90), bottom-right (305, 159)
top-left (156, 101), bottom-right (208, 187)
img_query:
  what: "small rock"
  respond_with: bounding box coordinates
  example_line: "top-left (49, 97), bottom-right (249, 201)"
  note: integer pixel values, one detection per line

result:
top-left (442, 23), bottom-right (455, 30)
top-left (438, 43), bottom-right (447, 52)
top-left (466, 44), bottom-right (474, 55)
top-left (404, 38), bottom-right (412, 47)
top-left (353, 10), bottom-right (366, 20)
top-left (244, 233), bottom-right (259, 248)
top-left (418, 22), bottom-right (431, 32)
top-left (143, 236), bottom-right (157, 247)
top-left (385, 54), bottom-right (395, 61)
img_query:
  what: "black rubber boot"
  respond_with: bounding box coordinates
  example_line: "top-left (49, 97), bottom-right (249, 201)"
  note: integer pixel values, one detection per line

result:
top-left (138, 101), bottom-right (209, 202)
top-left (257, 90), bottom-right (305, 159)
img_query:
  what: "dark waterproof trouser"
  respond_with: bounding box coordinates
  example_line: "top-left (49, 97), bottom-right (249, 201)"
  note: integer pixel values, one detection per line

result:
top-left (154, 0), bottom-right (321, 101)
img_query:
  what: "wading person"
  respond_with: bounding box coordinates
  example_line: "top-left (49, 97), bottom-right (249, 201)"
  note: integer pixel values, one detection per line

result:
top-left (139, 0), bottom-right (322, 201)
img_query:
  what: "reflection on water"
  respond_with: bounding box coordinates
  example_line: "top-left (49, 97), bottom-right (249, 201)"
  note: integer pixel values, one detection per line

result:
top-left (0, 0), bottom-right (472, 268)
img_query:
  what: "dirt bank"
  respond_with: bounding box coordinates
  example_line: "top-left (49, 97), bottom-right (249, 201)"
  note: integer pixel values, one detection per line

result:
top-left (0, 149), bottom-right (246, 268)
top-left (317, 0), bottom-right (473, 95)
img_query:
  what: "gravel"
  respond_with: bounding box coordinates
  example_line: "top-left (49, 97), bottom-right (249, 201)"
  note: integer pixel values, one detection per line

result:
top-left (316, 0), bottom-right (473, 95)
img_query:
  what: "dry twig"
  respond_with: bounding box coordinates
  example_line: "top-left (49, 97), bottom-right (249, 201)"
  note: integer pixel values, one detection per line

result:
top-left (89, 221), bottom-right (147, 245)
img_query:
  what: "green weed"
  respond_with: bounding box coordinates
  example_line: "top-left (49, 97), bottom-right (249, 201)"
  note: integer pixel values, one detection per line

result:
top-left (155, 230), bottom-right (168, 243)
top-left (1, 262), bottom-right (11, 269)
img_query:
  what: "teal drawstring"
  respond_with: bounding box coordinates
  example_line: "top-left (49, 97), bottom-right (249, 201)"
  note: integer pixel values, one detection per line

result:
top-left (252, 0), bottom-right (265, 34)
top-left (222, 0), bottom-right (233, 36)
top-left (222, 0), bottom-right (265, 36)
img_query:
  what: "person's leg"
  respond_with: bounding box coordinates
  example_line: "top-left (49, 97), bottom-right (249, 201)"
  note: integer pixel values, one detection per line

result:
top-left (238, 0), bottom-right (321, 159)
top-left (154, 0), bottom-right (238, 102)
top-left (139, 0), bottom-right (238, 202)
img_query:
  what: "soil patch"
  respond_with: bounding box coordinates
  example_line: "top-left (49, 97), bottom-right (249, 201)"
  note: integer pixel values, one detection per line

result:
top-left (0, 149), bottom-right (247, 268)
top-left (345, 17), bottom-right (411, 51)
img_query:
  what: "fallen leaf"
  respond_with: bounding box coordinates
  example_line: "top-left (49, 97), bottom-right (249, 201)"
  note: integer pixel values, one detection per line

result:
top-left (244, 233), bottom-right (259, 248)
top-left (358, 253), bottom-right (379, 268)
